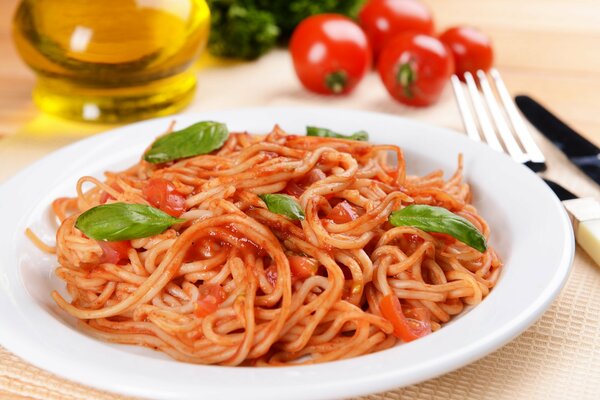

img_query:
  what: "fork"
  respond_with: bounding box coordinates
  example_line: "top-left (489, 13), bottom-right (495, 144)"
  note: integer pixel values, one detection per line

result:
top-left (451, 68), bottom-right (600, 265)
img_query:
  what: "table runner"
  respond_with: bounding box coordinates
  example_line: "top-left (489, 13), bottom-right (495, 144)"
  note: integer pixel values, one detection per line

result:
top-left (1, 50), bottom-right (599, 399)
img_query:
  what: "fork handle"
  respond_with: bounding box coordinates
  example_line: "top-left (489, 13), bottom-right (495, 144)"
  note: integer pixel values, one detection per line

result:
top-left (563, 198), bottom-right (600, 265)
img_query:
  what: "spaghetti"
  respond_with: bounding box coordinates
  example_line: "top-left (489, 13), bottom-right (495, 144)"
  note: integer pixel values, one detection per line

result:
top-left (43, 124), bottom-right (501, 365)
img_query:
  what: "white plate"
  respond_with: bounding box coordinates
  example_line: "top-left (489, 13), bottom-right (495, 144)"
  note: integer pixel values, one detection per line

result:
top-left (0, 108), bottom-right (574, 400)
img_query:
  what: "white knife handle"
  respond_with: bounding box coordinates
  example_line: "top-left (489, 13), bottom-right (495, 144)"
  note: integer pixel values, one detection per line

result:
top-left (562, 198), bottom-right (600, 266)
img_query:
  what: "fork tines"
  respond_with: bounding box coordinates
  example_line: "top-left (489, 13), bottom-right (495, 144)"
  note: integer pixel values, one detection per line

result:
top-left (451, 68), bottom-right (547, 172)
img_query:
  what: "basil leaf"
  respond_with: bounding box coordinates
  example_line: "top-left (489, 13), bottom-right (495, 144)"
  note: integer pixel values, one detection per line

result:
top-left (143, 121), bottom-right (229, 164)
top-left (259, 194), bottom-right (305, 221)
top-left (306, 126), bottom-right (369, 141)
top-left (75, 203), bottom-right (185, 241)
top-left (388, 205), bottom-right (487, 252)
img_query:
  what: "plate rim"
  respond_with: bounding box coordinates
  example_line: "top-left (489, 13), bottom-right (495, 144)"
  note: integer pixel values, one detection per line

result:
top-left (0, 107), bottom-right (575, 399)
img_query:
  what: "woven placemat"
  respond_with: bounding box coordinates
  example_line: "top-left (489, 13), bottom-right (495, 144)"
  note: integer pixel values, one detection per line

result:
top-left (1, 250), bottom-right (598, 400)
top-left (2, 49), bottom-right (600, 400)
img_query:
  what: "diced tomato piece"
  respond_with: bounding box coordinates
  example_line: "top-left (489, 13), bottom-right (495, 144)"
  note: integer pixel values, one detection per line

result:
top-left (284, 169), bottom-right (326, 197)
top-left (194, 284), bottom-right (226, 317)
top-left (284, 181), bottom-right (305, 197)
top-left (326, 201), bottom-right (360, 224)
top-left (266, 265), bottom-right (278, 287)
top-left (304, 168), bottom-right (326, 184)
top-left (404, 306), bottom-right (430, 322)
top-left (288, 255), bottom-right (319, 279)
top-left (99, 183), bottom-right (122, 204)
top-left (342, 281), bottom-right (362, 300)
top-left (430, 232), bottom-right (456, 245)
top-left (142, 178), bottom-right (186, 217)
top-left (380, 294), bottom-right (431, 342)
top-left (99, 191), bottom-right (111, 204)
top-left (185, 240), bottom-right (218, 262)
top-left (98, 240), bottom-right (131, 264)
top-left (404, 233), bottom-right (425, 245)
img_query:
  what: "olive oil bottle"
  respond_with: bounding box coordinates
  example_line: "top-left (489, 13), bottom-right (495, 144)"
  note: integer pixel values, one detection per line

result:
top-left (13, 0), bottom-right (210, 122)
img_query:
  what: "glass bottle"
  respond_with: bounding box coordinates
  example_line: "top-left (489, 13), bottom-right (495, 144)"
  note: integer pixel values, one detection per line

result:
top-left (13, 0), bottom-right (210, 123)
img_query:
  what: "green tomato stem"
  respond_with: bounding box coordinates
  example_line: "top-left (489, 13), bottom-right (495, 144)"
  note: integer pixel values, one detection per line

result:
top-left (397, 62), bottom-right (416, 99)
top-left (325, 71), bottom-right (348, 94)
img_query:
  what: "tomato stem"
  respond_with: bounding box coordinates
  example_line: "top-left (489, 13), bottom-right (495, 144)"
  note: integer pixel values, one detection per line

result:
top-left (325, 71), bottom-right (348, 94)
top-left (397, 62), bottom-right (416, 99)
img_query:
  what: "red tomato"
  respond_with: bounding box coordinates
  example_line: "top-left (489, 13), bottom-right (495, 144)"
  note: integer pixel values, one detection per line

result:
top-left (404, 233), bottom-right (425, 245)
top-left (290, 14), bottom-right (371, 95)
top-left (304, 168), bottom-right (327, 184)
top-left (284, 169), bottom-right (327, 197)
top-left (99, 191), bottom-right (112, 204)
top-left (266, 265), bottom-right (278, 287)
top-left (142, 178), bottom-right (186, 217)
top-left (377, 33), bottom-right (454, 106)
top-left (99, 183), bottom-right (122, 204)
top-left (288, 255), bottom-right (319, 279)
top-left (439, 26), bottom-right (494, 79)
top-left (284, 181), bottom-right (305, 197)
top-left (359, 0), bottom-right (434, 59)
top-left (430, 232), bottom-right (456, 245)
top-left (342, 282), bottom-right (363, 301)
top-left (98, 240), bottom-right (131, 264)
top-left (194, 284), bottom-right (226, 317)
top-left (379, 294), bottom-right (431, 342)
top-left (326, 201), bottom-right (360, 224)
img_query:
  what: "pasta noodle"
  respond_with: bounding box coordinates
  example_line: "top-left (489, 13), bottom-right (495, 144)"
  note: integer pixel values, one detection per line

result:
top-left (40, 125), bottom-right (501, 366)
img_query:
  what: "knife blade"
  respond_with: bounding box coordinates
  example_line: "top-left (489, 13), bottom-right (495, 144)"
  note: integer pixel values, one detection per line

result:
top-left (543, 178), bottom-right (577, 201)
top-left (515, 95), bottom-right (600, 185)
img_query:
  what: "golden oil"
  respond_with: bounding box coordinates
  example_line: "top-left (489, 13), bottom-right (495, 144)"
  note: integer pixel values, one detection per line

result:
top-left (13, 0), bottom-right (210, 123)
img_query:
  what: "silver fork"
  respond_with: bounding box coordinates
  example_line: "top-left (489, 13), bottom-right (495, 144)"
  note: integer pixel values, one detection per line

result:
top-left (451, 69), bottom-right (546, 172)
top-left (451, 68), bottom-right (600, 265)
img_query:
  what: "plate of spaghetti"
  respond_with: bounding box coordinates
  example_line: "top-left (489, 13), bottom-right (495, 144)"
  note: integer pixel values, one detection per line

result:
top-left (0, 108), bottom-right (573, 399)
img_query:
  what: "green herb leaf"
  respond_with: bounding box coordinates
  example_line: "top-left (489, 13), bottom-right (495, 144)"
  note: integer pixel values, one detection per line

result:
top-left (207, 2), bottom-right (280, 60)
top-left (75, 203), bottom-right (185, 241)
top-left (259, 194), bottom-right (305, 221)
top-left (143, 121), bottom-right (229, 164)
top-left (388, 205), bottom-right (487, 252)
top-left (306, 126), bottom-right (369, 141)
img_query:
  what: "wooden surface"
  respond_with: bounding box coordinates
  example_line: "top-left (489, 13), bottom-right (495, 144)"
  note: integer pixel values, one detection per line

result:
top-left (1, 1), bottom-right (600, 399)
top-left (1, 0), bottom-right (600, 147)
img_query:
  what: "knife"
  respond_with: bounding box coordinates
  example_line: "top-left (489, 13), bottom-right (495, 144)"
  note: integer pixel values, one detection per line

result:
top-left (514, 96), bottom-right (600, 264)
top-left (542, 180), bottom-right (599, 265)
top-left (515, 95), bottom-right (600, 185)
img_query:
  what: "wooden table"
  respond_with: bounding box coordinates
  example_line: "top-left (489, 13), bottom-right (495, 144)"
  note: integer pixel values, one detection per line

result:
top-left (1, 1), bottom-right (600, 399)
top-left (2, 0), bottom-right (599, 146)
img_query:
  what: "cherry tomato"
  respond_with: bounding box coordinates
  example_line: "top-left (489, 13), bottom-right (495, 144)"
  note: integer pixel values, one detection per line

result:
top-left (439, 26), bottom-right (494, 79)
top-left (194, 284), bottom-right (226, 317)
top-left (290, 14), bottom-right (371, 95)
top-left (142, 178), bottom-right (186, 217)
top-left (359, 0), bottom-right (434, 60)
top-left (98, 240), bottom-right (131, 264)
top-left (288, 255), bottom-right (319, 279)
top-left (326, 201), bottom-right (360, 224)
top-left (377, 33), bottom-right (454, 106)
top-left (379, 294), bottom-right (431, 342)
